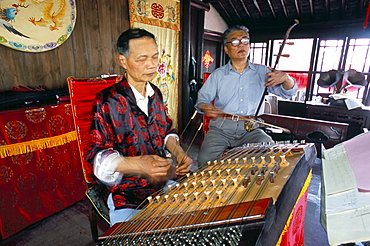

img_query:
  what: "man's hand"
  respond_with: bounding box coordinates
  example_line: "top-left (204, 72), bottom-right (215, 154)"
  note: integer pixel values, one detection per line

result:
top-left (165, 136), bottom-right (194, 176)
top-left (115, 155), bottom-right (175, 183)
top-left (200, 103), bottom-right (224, 118)
top-left (265, 66), bottom-right (294, 90)
top-left (175, 153), bottom-right (193, 176)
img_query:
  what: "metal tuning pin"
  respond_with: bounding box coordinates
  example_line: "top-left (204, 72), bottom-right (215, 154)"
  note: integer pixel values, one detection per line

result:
top-left (250, 165), bottom-right (259, 175)
top-left (272, 163), bottom-right (280, 174)
top-left (242, 176), bottom-right (251, 188)
top-left (260, 165), bottom-right (268, 175)
top-left (256, 173), bottom-right (264, 185)
top-left (269, 171), bottom-right (277, 183)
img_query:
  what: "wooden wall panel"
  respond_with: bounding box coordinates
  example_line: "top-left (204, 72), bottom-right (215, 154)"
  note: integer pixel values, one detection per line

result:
top-left (0, 0), bottom-right (130, 92)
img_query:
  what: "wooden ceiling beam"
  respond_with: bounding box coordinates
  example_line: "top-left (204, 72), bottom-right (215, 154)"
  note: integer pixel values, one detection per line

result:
top-left (294, 0), bottom-right (301, 18)
top-left (191, 0), bottom-right (211, 11)
top-left (253, 0), bottom-right (264, 18)
top-left (279, 0), bottom-right (289, 19)
top-left (228, 0), bottom-right (243, 21)
top-left (341, 0), bottom-right (346, 18)
top-left (325, 0), bottom-right (330, 19)
top-left (240, 0), bottom-right (252, 19)
top-left (204, 0), bottom-right (367, 31)
top-left (308, 0), bottom-right (314, 17)
top-left (214, 1), bottom-right (233, 24)
top-left (266, 0), bottom-right (277, 18)
top-left (359, 0), bottom-right (366, 16)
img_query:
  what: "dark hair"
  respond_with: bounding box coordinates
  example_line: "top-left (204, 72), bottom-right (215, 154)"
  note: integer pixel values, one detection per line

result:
top-left (223, 25), bottom-right (250, 46)
top-left (116, 28), bottom-right (156, 57)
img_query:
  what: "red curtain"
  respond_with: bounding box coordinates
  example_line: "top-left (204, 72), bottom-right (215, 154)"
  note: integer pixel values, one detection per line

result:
top-left (288, 72), bottom-right (309, 90)
top-left (0, 102), bottom-right (85, 239)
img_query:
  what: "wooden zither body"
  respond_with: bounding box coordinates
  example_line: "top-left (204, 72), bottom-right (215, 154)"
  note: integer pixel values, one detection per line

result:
top-left (99, 142), bottom-right (316, 246)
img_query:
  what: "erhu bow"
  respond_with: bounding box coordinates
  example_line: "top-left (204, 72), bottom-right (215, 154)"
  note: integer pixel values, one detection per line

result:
top-left (254, 19), bottom-right (299, 119)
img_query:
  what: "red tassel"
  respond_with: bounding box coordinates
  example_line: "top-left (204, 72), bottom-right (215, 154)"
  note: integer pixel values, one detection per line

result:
top-left (364, 3), bottom-right (370, 29)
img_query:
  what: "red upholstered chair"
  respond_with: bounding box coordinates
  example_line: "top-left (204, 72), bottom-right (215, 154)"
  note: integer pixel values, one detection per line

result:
top-left (67, 75), bottom-right (123, 241)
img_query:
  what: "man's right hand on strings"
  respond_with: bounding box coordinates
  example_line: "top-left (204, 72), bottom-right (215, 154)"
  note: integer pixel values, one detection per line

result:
top-left (114, 155), bottom-right (175, 183)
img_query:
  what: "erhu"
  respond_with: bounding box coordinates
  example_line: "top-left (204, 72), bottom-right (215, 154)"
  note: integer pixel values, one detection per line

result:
top-left (254, 19), bottom-right (299, 119)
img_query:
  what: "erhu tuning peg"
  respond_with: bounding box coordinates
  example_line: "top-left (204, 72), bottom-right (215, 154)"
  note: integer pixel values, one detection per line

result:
top-left (279, 42), bottom-right (294, 45)
top-left (273, 54), bottom-right (290, 58)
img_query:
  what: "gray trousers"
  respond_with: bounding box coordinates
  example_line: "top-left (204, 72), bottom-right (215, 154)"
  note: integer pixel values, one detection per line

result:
top-left (197, 118), bottom-right (273, 167)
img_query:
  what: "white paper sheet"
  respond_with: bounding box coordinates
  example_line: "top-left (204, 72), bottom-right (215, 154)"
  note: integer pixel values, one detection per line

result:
top-left (326, 205), bottom-right (370, 245)
top-left (322, 144), bottom-right (357, 195)
top-left (325, 188), bottom-right (370, 214)
top-left (321, 132), bottom-right (370, 245)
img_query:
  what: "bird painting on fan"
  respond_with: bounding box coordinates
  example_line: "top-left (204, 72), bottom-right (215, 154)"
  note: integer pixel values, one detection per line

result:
top-left (28, 0), bottom-right (67, 31)
top-left (0, 4), bottom-right (29, 38)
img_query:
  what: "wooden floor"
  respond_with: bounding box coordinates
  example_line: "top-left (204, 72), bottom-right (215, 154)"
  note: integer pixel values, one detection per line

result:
top-left (0, 115), bottom-right (342, 246)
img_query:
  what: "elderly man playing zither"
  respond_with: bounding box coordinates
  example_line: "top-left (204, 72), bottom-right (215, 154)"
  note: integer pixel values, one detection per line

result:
top-left (87, 28), bottom-right (193, 226)
top-left (196, 25), bottom-right (297, 167)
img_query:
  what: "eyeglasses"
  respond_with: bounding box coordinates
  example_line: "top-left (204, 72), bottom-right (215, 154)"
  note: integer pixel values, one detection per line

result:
top-left (226, 38), bottom-right (250, 47)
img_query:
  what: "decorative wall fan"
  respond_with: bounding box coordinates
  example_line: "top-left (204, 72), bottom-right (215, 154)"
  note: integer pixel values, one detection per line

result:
top-left (0, 0), bottom-right (76, 52)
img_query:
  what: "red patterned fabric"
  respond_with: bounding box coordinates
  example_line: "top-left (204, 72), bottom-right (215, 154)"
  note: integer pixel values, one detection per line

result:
top-left (0, 102), bottom-right (85, 239)
top-left (67, 76), bottom-right (123, 184)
